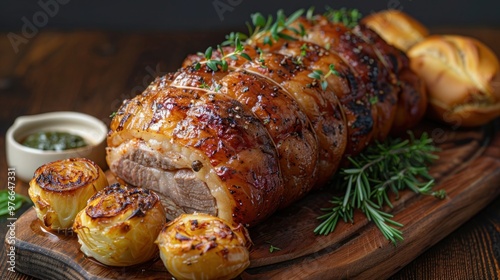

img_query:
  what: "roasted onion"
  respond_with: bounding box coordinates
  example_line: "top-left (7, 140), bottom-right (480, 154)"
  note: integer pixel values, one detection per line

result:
top-left (28, 158), bottom-right (108, 230)
top-left (156, 213), bottom-right (251, 280)
top-left (73, 184), bottom-right (166, 266)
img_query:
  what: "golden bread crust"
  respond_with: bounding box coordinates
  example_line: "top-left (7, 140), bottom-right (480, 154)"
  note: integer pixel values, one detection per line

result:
top-left (361, 9), bottom-right (429, 51)
top-left (408, 35), bottom-right (500, 126)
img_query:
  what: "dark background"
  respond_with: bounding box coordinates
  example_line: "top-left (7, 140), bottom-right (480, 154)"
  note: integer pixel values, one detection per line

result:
top-left (1, 0), bottom-right (499, 33)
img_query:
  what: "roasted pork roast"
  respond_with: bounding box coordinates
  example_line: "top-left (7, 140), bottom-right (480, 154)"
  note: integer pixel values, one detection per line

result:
top-left (106, 14), bottom-right (427, 227)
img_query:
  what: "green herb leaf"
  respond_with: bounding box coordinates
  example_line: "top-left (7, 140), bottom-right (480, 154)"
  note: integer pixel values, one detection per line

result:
top-left (240, 53), bottom-right (252, 61)
top-left (277, 33), bottom-right (297, 41)
top-left (307, 70), bottom-right (323, 80)
top-left (220, 60), bottom-right (228, 72)
top-left (206, 60), bottom-right (219, 71)
top-left (265, 241), bottom-right (282, 253)
top-left (269, 245), bottom-right (281, 253)
top-left (321, 81), bottom-right (328, 91)
top-left (251, 13), bottom-right (267, 27)
top-left (306, 6), bottom-right (315, 21)
top-left (199, 82), bottom-right (209, 89)
top-left (285, 9), bottom-right (304, 26)
top-left (217, 45), bottom-right (225, 56)
top-left (204, 46), bottom-right (213, 60)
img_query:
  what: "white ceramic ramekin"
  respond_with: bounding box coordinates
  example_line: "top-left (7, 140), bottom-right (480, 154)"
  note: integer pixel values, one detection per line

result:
top-left (6, 111), bottom-right (108, 182)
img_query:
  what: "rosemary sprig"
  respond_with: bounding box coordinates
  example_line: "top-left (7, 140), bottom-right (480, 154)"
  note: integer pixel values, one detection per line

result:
top-left (324, 7), bottom-right (362, 28)
top-left (308, 64), bottom-right (341, 90)
top-left (314, 132), bottom-right (445, 244)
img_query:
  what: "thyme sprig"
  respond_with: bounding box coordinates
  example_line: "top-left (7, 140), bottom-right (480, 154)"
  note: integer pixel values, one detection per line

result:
top-left (246, 9), bottom-right (306, 46)
top-left (308, 64), bottom-right (341, 90)
top-left (314, 132), bottom-right (445, 244)
top-left (292, 43), bottom-right (308, 65)
top-left (256, 48), bottom-right (267, 68)
top-left (195, 36), bottom-right (251, 72)
top-left (195, 7), bottom-right (362, 73)
top-left (324, 7), bottom-right (362, 28)
top-left (221, 31), bottom-right (248, 47)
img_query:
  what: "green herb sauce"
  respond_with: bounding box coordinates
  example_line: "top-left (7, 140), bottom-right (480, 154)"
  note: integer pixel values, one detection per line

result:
top-left (22, 131), bottom-right (87, 151)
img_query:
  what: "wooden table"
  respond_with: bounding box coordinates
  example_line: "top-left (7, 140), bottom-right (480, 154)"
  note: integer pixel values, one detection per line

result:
top-left (0, 27), bottom-right (499, 279)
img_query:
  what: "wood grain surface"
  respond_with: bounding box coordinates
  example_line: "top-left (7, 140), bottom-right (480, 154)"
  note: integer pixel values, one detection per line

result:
top-left (0, 27), bottom-right (500, 279)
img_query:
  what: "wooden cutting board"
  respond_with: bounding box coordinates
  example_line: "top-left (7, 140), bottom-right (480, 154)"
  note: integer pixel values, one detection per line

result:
top-left (6, 121), bottom-right (500, 280)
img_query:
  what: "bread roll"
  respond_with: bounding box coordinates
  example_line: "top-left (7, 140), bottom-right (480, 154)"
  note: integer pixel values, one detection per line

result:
top-left (361, 9), bottom-right (428, 51)
top-left (408, 35), bottom-right (500, 126)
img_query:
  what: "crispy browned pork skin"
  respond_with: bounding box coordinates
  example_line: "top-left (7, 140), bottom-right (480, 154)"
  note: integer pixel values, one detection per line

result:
top-left (107, 14), bottom-right (427, 227)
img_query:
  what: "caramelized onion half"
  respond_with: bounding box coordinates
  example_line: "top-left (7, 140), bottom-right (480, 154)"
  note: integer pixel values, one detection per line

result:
top-left (28, 158), bottom-right (108, 230)
top-left (73, 184), bottom-right (166, 266)
top-left (156, 213), bottom-right (251, 280)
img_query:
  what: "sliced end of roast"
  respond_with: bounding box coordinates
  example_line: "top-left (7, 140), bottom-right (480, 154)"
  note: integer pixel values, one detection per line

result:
top-left (106, 137), bottom-right (222, 221)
